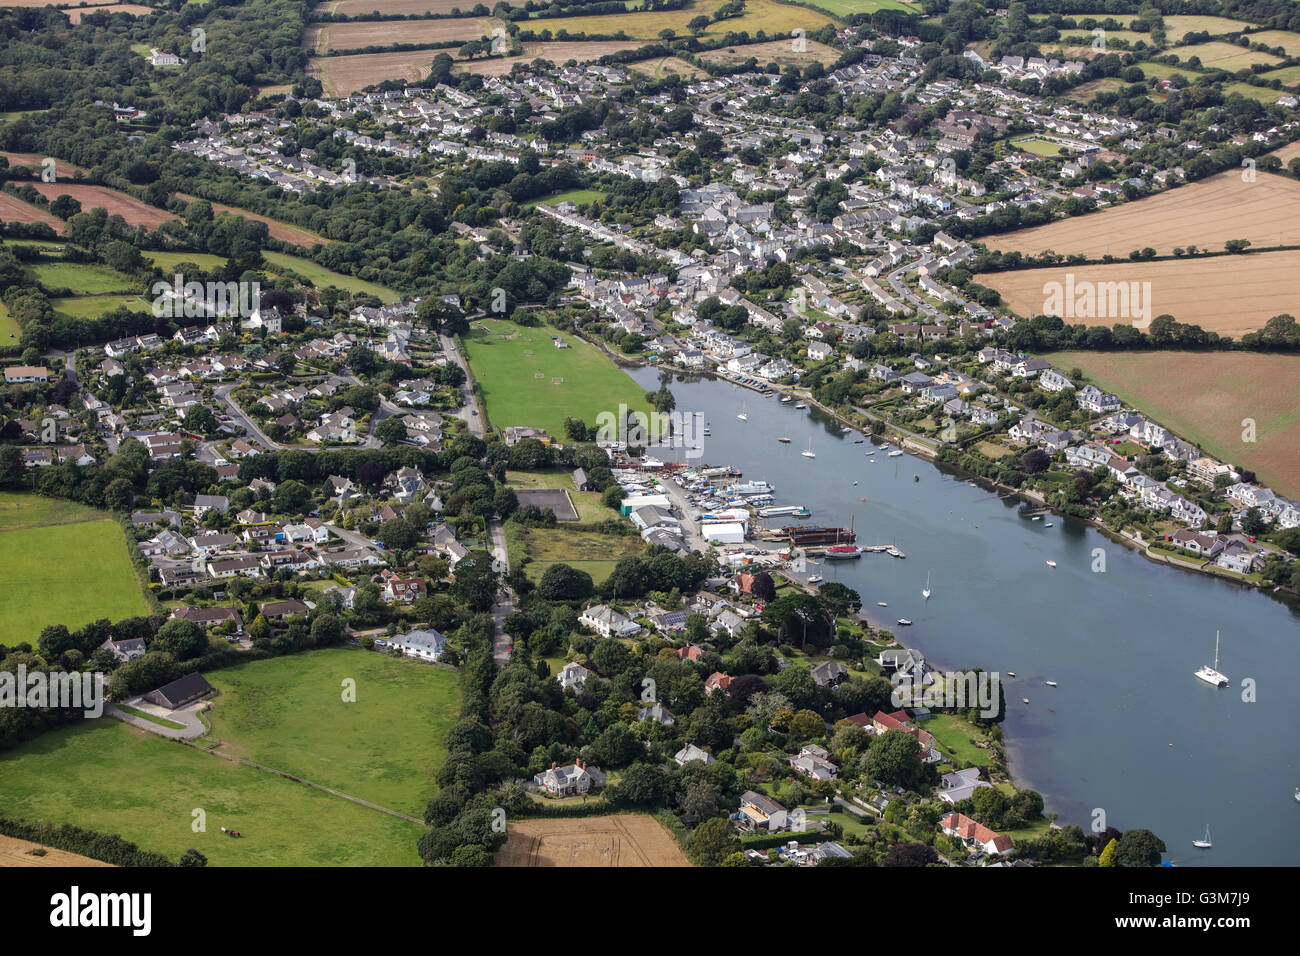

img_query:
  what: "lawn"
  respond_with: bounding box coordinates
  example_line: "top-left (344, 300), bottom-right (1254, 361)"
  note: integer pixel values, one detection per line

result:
top-left (523, 188), bottom-right (608, 209)
top-left (0, 301), bottom-right (18, 340)
top-left (51, 294), bottom-right (151, 320)
top-left (0, 721), bottom-right (424, 866)
top-left (462, 317), bottom-right (653, 438)
top-left (115, 704), bottom-right (187, 730)
top-left (1046, 350), bottom-right (1300, 499)
top-left (1011, 136), bottom-right (1065, 157)
top-left (0, 504), bottom-right (149, 642)
top-left (801, 0), bottom-right (916, 13)
top-left (922, 713), bottom-right (995, 767)
top-left (203, 647), bottom-right (459, 817)
top-left (507, 468), bottom-right (606, 522)
top-left (26, 261), bottom-right (138, 294)
top-left (261, 251), bottom-right (401, 303)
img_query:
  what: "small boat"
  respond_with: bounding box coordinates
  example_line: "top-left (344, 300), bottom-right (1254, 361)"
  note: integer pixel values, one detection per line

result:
top-left (1294, 788), bottom-right (1300, 803)
top-left (888, 450), bottom-right (904, 458)
top-left (807, 574), bottom-right (823, 583)
top-left (852, 481), bottom-right (858, 486)
top-left (877, 601), bottom-right (888, 607)
top-left (913, 474), bottom-right (919, 482)
top-left (1007, 671), bottom-right (1016, 678)
top-left (853, 439), bottom-right (864, 444)
top-left (1032, 515), bottom-right (1042, 521)
top-left (1195, 631), bottom-right (1229, 688)
top-left (794, 402), bottom-right (807, 409)
top-left (1045, 522), bottom-right (1054, 527)
top-left (897, 618), bottom-right (912, 626)
top-left (1045, 560), bottom-right (1057, 568)
top-left (737, 402), bottom-right (748, 422)
top-left (1022, 698), bottom-right (1030, 705)
top-left (1193, 825), bottom-right (1213, 850)
top-left (922, 570), bottom-right (931, 602)
top-left (780, 395), bottom-right (792, 404)
top-left (801, 438), bottom-right (816, 459)
top-left (840, 425), bottom-right (852, 433)
top-left (777, 436), bottom-right (791, 443)
top-left (1044, 680), bottom-right (1057, 687)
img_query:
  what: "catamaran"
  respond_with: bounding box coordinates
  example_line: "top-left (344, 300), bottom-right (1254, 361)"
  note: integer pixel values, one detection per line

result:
top-left (1195, 631), bottom-right (1229, 688)
top-left (1193, 825), bottom-right (1213, 849)
top-left (922, 571), bottom-right (931, 601)
top-left (801, 439), bottom-right (816, 459)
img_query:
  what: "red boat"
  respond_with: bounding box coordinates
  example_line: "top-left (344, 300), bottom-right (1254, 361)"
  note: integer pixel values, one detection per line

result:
top-left (824, 545), bottom-right (863, 560)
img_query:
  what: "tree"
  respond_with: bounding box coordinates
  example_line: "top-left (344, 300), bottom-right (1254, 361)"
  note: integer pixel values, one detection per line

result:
top-left (183, 404), bottom-right (218, 435)
top-left (971, 786), bottom-right (1009, 829)
top-left (864, 728), bottom-right (928, 791)
top-left (151, 620), bottom-right (209, 661)
top-left (1098, 837), bottom-right (1118, 867)
top-left (1241, 507), bottom-right (1266, 537)
top-left (537, 563), bottom-right (594, 601)
top-left (747, 571), bottom-right (776, 602)
top-left (690, 817), bottom-right (740, 866)
top-left (375, 416), bottom-right (407, 445)
top-left (272, 479), bottom-right (311, 515)
top-left (1022, 448), bottom-right (1051, 474)
top-left (104, 477), bottom-right (135, 512)
top-left (884, 842), bottom-right (937, 867)
top-left (1115, 828), bottom-right (1167, 867)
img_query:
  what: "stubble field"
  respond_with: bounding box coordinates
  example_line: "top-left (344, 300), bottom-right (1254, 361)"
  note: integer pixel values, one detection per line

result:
top-left (304, 18), bottom-right (498, 53)
top-left (495, 815), bottom-right (691, 866)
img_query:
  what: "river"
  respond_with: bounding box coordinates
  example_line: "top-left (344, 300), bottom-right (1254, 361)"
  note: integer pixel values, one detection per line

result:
top-left (627, 366), bottom-right (1300, 866)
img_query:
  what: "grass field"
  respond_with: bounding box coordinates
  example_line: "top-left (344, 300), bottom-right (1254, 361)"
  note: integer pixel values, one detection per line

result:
top-left (625, 56), bottom-right (703, 79)
top-left (462, 318), bottom-right (652, 438)
top-left (0, 499), bottom-right (149, 641)
top-left (1248, 29), bottom-right (1300, 57)
top-left (0, 301), bottom-right (18, 340)
top-left (64, 3), bottom-right (153, 21)
top-left (801, 0), bottom-right (916, 13)
top-left (0, 721), bottom-right (424, 866)
top-left (144, 250), bottom-right (231, 271)
top-left (0, 152), bottom-right (88, 179)
top-left (1011, 136), bottom-right (1066, 157)
top-left (203, 647), bottom-right (458, 817)
top-left (1161, 14), bottom-right (1257, 38)
top-left (982, 166), bottom-right (1300, 259)
top-left (979, 250), bottom-right (1300, 337)
top-left (495, 814), bottom-right (690, 866)
top-left (923, 713), bottom-right (995, 767)
top-left (1138, 61), bottom-right (1201, 81)
top-left (327, 0), bottom-right (485, 13)
top-left (311, 48), bottom-right (444, 95)
top-left (522, 188), bottom-right (607, 209)
top-left (507, 469), bottom-right (607, 522)
top-left (698, 38), bottom-right (841, 68)
top-left (0, 834), bottom-right (113, 867)
top-left (1046, 351), bottom-right (1300, 499)
top-left (50, 294), bottom-right (150, 320)
top-left (26, 260), bottom-right (138, 294)
top-left (506, 518), bottom-right (642, 585)
top-left (528, 0), bottom-right (835, 41)
top-left (1166, 40), bottom-right (1282, 71)
top-left (261, 251), bottom-right (400, 302)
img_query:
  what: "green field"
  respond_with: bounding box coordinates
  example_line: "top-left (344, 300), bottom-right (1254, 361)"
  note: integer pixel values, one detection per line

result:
top-left (923, 713), bottom-right (995, 767)
top-left (0, 498), bottom-right (149, 642)
top-left (800, 0), bottom-right (916, 13)
top-left (145, 250), bottom-right (231, 271)
top-left (51, 294), bottom-right (151, 320)
top-left (523, 188), bottom-right (608, 209)
top-left (203, 648), bottom-right (458, 817)
top-left (26, 261), bottom-right (138, 295)
top-left (1167, 40), bottom-right (1282, 71)
top-left (1012, 136), bottom-right (1065, 157)
top-left (463, 318), bottom-right (653, 438)
top-left (0, 721), bottom-right (423, 866)
top-left (0, 301), bottom-right (18, 340)
top-left (261, 251), bottom-right (400, 303)
top-left (506, 521), bottom-right (642, 586)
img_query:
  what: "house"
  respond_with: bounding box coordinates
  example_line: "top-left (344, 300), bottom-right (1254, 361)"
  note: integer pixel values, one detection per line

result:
top-left (534, 761), bottom-right (606, 796)
top-left (940, 812), bottom-right (1014, 855)
top-left (1078, 384), bottom-right (1121, 414)
top-left (938, 767), bottom-right (993, 804)
top-left (1216, 540), bottom-right (1261, 573)
top-left (573, 467), bottom-right (592, 492)
top-left (580, 604), bottom-right (641, 638)
top-left (1169, 529), bottom-right (1224, 557)
top-left (638, 703), bottom-right (676, 726)
top-left (808, 341), bottom-right (835, 362)
top-left (675, 743), bottom-right (716, 766)
top-left (1039, 369), bottom-right (1074, 393)
top-left (389, 628), bottom-right (447, 661)
top-left (98, 637), bottom-right (147, 662)
top-left (3, 365), bottom-right (51, 384)
top-left (381, 574), bottom-right (426, 604)
top-left (259, 599), bottom-right (311, 621)
top-left (790, 744), bottom-right (838, 780)
top-left (811, 660), bottom-right (849, 688)
top-left (557, 661), bottom-right (591, 692)
top-left (705, 671), bottom-right (733, 695)
top-left (738, 791), bottom-right (789, 831)
top-left (192, 494), bottom-right (229, 517)
top-left (144, 672), bottom-right (214, 710)
top-left (171, 606), bottom-right (243, 632)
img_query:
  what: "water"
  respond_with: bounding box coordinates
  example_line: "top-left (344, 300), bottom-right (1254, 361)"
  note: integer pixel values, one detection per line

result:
top-left (630, 367), bottom-right (1300, 865)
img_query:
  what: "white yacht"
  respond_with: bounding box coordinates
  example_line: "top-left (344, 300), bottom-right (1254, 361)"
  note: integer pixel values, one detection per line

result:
top-left (1193, 825), bottom-right (1213, 849)
top-left (1194, 631), bottom-right (1229, 688)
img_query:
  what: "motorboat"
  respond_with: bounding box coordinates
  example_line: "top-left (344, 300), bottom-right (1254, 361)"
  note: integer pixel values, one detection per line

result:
top-left (1045, 560), bottom-right (1057, 568)
top-left (807, 574), bottom-right (823, 583)
top-left (888, 450), bottom-right (904, 457)
top-left (777, 436), bottom-right (791, 443)
top-left (896, 618), bottom-right (912, 626)
top-left (877, 601), bottom-right (888, 607)
top-left (1044, 681), bottom-right (1057, 687)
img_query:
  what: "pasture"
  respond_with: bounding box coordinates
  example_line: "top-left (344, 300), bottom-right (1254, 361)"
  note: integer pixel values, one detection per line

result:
top-left (981, 166), bottom-right (1300, 258)
top-left (203, 647), bottom-right (459, 817)
top-left (1249, 29), bottom-right (1300, 57)
top-left (63, 3), bottom-right (152, 22)
top-left (461, 317), bottom-right (653, 438)
top-left (527, 0), bottom-right (835, 41)
top-left (50, 294), bottom-right (151, 320)
top-left (1045, 351), bottom-right (1300, 499)
top-left (311, 49), bottom-right (442, 95)
top-left (978, 250), bottom-right (1300, 337)
top-left (625, 56), bottom-right (704, 79)
top-left (0, 301), bottom-right (18, 339)
top-left (0, 152), bottom-right (88, 179)
top-left (0, 507), bottom-right (148, 642)
top-left (327, 0), bottom-right (488, 13)
top-left (522, 188), bottom-right (607, 209)
top-left (261, 250), bottom-right (401, 302)
top-left (26, 261), bottom-right (139, 294)
top-left (1166, 40), bottom-right (1282, 71)
top-left (495, 814), bottom-right (691, 866)
top-left (0, 721), bottom-right (424, 866)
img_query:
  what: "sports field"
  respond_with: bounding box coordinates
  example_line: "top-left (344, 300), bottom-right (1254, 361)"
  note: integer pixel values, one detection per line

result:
top-left (982, 166), bottom-right (1300, 258)
top-left (462, 318), bottom-right (653, 438)
top-left (1047, 351), bottom-right (1300, 499)
top-left (0, 494), bottom-right (149, 642)
top-left (978, 250), bottom-right (1300, 336)
top-left (0, 721), bottom-right (423, 866)
top-left (495, 814), bottom-right (691, 866)
top-left (203, 647), bottom-right (459, 817)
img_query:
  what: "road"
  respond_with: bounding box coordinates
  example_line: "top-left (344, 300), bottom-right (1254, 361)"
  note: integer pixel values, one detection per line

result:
top-left (438, 332), bottom-right (487, 438)
top-left (215, 382), bottom-right (288, 450)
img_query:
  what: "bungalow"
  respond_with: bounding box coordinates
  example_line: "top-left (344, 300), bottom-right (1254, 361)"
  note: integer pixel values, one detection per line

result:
top-left (638, 703), bottom-right (676, 726)
top-left (259, 599), bottom-right (311, 622)
top-left (938, 767), bottom-right (993, 804)
top-left (811, 660), bottom-right (849, 688)
top-left (1169, 529), bottom-right (1224, 557)
top-left (192, 494), bottom-right (229, 517)
top-left (171, 606), bottom-right (243, 632)
top-left (790, 744), bottom-right (837, 781)
top-left (3, 365), bottom-right (51, 384)
top-left (98, 637), bottom-right (147, 663)
top-left (390, 628), bottom-right (447, 661)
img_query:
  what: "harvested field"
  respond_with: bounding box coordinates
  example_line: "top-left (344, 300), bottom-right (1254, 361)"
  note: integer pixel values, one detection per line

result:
top-left (327, 0), bottom-right (486, 14)
top-left (0, 834), bottom-right (113, 867)
top-left (977, 250), bottom-right (1300, 337)
top-left (311, 49), bottom-right (439, 94)
top-left (1161, 14), bottom-right (1257, 39)
top-left (65, 3), bottom-right (153, 21)
top-left (0, 191), bottom-right (64, 233)
top-left (1249, 28), bottom-right (1300, 57)
top-left (699, 38), bottom-right (841, 67)
top-left (529, 0), bottom-right (833, 41)
top-left (305, 17), bottom-right (498, 53)
top-left (29, 182), bottom-right (176, 229)
top-left (174, 193), bottom-right (326, 247)
top-left (1045, 351), bottom-right (1300, 499)
top-left (982, 166), bottom-right (1300, 258)
top-left (1268, 140), bottom-right (1300, 166)
top-left (495, 814), bottom-right (691, 867)
top-left (1166, 40), bottom-right (1281, 71)
top-left (0, 152), bottom-right (88, 178)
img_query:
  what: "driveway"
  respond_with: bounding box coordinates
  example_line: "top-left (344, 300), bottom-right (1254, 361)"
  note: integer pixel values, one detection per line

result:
top-left (106, 699), bottom-right (209, 740)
